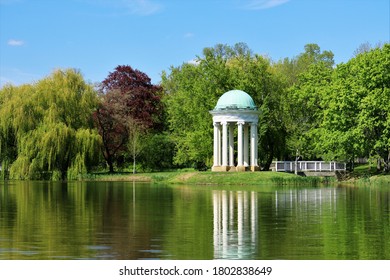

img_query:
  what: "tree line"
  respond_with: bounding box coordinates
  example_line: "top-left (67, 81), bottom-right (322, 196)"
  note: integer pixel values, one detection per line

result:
top-left (0, 42), bottom-right (389, 180)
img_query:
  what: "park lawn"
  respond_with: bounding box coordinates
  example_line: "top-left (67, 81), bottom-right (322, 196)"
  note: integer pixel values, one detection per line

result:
top-left (87, 170), bottom-right (332, 186)
top-left (85, 165), bottom-right (390, 186)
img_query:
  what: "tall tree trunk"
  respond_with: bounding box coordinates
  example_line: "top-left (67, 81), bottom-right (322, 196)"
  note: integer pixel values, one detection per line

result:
top-left (104, 147), bottom-right (115, 173)
top-left (349, 154), bottom-right (355, 172)
top-left (384, 150), bottom-right (390, 173)
top-left (377, 158), bottom-right (382, 172)
top-left (108, 158), bottom-right (114, 173)
top-left (263, 149), bottom-right (274, 171)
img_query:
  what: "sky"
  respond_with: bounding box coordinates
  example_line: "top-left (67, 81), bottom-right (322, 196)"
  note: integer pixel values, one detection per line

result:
top-left (0, 0), bottom-right (389, 87)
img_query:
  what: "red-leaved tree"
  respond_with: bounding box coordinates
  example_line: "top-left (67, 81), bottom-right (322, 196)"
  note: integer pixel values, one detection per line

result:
top-left (94, 65), bottom-right (163, 173)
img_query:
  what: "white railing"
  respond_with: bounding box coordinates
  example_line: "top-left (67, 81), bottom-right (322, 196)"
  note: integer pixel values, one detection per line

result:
top-left (274, 161), bottom-right (346, 172)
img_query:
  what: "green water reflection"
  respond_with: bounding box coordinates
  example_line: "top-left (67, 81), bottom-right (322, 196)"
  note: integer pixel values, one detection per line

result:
top-left (0, 181), bottom-right (389, 259)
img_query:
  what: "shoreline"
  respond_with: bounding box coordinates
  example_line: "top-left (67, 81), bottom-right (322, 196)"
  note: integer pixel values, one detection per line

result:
top-left (78, 170), bottom-right (390, 186)
top-left (2, 170), bottom-right (389, 186)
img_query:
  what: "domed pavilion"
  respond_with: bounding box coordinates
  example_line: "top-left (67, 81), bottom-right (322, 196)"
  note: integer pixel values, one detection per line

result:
top-left (210, 90), bottom-right (260, 172)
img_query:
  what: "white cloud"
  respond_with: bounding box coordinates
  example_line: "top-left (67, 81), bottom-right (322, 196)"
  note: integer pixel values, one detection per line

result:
top-left (7, 39), bottom-right (24, 46)
top-left (245, 0), bottom-right (290, 10)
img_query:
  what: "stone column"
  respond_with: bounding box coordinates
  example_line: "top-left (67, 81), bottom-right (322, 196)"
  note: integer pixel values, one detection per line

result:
top-left (213, 122), bottom-right (220, 167)
top-left (222, 121), bottom-right (228, 167)
top-left (229, 123), bottom-right (234, 167)
top-left (237, 121), bottom-right (244, 169)
top-left (250, 123), bottom-right (259, 171)
top-left (244, 124), bottom-right (249, 167)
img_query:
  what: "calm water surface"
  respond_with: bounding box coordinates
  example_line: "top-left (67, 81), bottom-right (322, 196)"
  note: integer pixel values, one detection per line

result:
top-left (0, 181), bottom-right (389, 260)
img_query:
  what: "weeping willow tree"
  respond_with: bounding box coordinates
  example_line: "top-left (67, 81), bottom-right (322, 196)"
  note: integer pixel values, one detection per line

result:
top-left (0, 69), bottom-right (101, 180)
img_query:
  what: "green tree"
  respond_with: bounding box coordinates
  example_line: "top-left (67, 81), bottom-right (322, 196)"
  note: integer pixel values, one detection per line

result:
top-left (320, 44), bottom-right (390, 171)
top-left (319, 62), bottom-right (363, 168)
top-left (138, 133), bottom-right (176, 172)
top-left (0, 84), bottom-right (21, 178)
top-left (162, 43), bottom-right (287, 169)
top-left (278, 44), bottom-right (335, 160)
top-left (0, 69), bottom-right (101, 180)
top-left (162, 62), bottom-right (213, 168)
top-left (286, 62), bottom-right (334, 159)
top-left (274, 43), bottom-right (334, 86)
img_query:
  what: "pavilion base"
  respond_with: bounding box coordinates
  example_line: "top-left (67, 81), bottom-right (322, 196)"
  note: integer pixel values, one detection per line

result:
top-left (235, 165), bottom-right (247, 172)
top-left (212, 165), bottom-right (260, 172)
top-left (212, 166), bottom-right (230, 172)
top-left (250, 166), bottom-right (261, 172)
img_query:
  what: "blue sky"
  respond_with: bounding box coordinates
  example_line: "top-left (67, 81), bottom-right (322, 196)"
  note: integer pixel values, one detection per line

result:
top-left (1, 0), bottom-right (389, 87)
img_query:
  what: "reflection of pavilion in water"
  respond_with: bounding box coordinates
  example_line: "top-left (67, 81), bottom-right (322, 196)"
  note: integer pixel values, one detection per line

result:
top-left (213, 188), bottom-right (339, 259)
top-left (213, 190), bottom-right (258, 259)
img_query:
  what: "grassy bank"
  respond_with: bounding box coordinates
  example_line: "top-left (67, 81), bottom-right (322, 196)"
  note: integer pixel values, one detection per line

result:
top-left (84, 170), bottom-right (336, 186)
top-left (347, 174), bottom-right (390, 186)
top-left (343, 164), bottom-right (390, 186)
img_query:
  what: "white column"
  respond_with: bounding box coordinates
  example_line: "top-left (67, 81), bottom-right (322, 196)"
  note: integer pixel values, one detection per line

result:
top-left (250, 123), bottom-right (258, 167)
top-left (237, 121), bottom-right (244, 167)
top-left (222, 121), bottom-right (228, 167)
top-left (213, 122), bottom-right (220, 167)
top-left (244, 124), bottom-right (249, 167)
top-left (229, 123), bottom-right (234, 166)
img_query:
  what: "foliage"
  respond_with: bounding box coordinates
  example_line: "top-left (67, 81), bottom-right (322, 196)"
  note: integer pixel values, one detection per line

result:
top-left (273, 43), bottom-right (334, 86)
top-left (319, 44), bottom-right (390, 171)
top-left (138, 132), bottom-right (176, 172)
top-left (94, 65), bottom-right (163, 172)
top-left (94, 89), bottom-right (129, 173)
top-left (0, 69), bottom-right (101, 180)
top-left (279, 43), bottom-right (389, 172)
top-left (100, 65), bottom-right (164, 129)
top-left (285, 62), bottom-right (334, 159)
top-left (162, 43), bottom-right (287, 170)
top-left (273, 44), bottom-right (335, 160)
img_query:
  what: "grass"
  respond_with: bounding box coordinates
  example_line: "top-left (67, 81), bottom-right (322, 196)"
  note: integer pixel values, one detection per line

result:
top-left (4, 164), bottom-right (388, 186)
top-left (342, 163), bottom-right (390, 186)
top-left (168, 171), bottom-right (320, 185)
top-left (81, 164), bottom-right (390, 187)
top-left (83, 170), bottom-right (176, 183)
top-left (83, 169), bottom-right (338, 186)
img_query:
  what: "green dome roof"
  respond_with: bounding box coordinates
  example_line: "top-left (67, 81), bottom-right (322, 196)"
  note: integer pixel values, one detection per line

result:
top-left (214, 90), bottom-right (257, 110)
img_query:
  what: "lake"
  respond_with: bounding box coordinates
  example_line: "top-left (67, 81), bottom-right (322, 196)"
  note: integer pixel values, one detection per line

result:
top-left (0, 181), bottom-right (389, 260)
